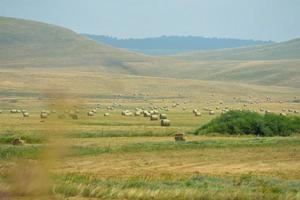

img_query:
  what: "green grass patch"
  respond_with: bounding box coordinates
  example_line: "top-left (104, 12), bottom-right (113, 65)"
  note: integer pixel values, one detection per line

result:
top-left (71, 137), bottom-right (300, 156)
top-left (69, 130), bottom-right (175, 138)
top-left (0, 133), bottom-right (46, 144)
top-left (53, 173), bottom-right (300, 199)
top-left (195, 110), bottom-right (300, 136)
top-left (0, 145), bottom-right (42, 160)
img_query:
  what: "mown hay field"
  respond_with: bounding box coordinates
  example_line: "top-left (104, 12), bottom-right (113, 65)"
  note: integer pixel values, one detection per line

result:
top-left (0, 68), bottom-right (299, 200)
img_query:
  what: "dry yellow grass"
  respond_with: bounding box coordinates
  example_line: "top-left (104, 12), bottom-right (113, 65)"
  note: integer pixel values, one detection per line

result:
top-left (0, 67), bottom-right (299, 199)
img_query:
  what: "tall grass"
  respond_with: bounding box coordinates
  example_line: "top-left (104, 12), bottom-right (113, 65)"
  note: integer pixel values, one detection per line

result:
top-left (0, 145), bottom-right (42, 160)
top-left (53, 173), bottom-right (300, 200)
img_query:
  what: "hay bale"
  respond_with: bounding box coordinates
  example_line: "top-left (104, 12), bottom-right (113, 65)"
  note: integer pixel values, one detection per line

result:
top-left (160, 114), bottom-right (168, 119)
top-left (280, 113), bottom-right (287, 116)
top-left (153, 110), bottom-right (159, 114)
top-left (10, 109), bottom-right (17, 113)
top-left (150, 115), bottom-right (159, 121)
top-left (135, 111), bottom-right (141, 116)
top-left (11, 138), bottom-right (24, 146)
top-left (122, 110), bottom-right (132, 116)
top-left (209, 110), bottom-right (215, 115)
top-left (143, 111), bottom-right (151, 117)
top-left (23, 112), bottom-right (30, 118)
top-left (194, 112), bottom-right (202, 116)
top-left (40, 112), bottom-right (48, 119)
top-left (87, 111), bottom-right (94, 116)
top-left (161, 119), bottom-right (171, 127)
top-left (193, 109), bottom-right (198, 114)
top-left (0, 110), bottom-right (2, 114)
top-left (104, 113), bottom-right (110, 116)
top-left (174, 133), bottom-right (185, 142)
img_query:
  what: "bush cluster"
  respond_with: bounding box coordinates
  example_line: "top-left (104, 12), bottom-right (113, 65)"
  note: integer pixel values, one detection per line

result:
top-left (195, 110), bottom-right (300, 136)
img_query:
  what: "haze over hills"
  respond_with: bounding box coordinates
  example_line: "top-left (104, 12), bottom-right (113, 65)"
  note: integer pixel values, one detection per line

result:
top-left (175, 38), bottom-right (300, 61)
top-left (84, 34), bottom-right (273, 56)
top-left (0, 16), bottom-right (300, 89)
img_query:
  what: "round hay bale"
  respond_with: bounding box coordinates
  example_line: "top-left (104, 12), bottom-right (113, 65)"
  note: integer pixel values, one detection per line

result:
top-left (87, 111), bottom-right (94, 116)
top-left (143, 111), bottom-right (151, 117)
top-left (10, 109), bottom-right (17, 113)
top-left (193, 109), bottom-right (198, 114)
top-left (11, 138), bottom-right (24, 146)
top-left (159, 114), bottom-right (168, 120)
top-left (135, 111), bottom-right (141, 116)
top-left (150, 115), bottom-right (159, 121)
top-left (40, 112), bottom-right (48, 119)
top-left (161, 119), bottom-right (171, 127)
top-left (23, 112), bottom-right (30, 117)
top-left (209, 110), bottom-right (215, 115)
top-left (280, 113), bottom-right (287, 116)
top-left (195, 112), bottom-right (202, 117)
top-left (104, 113), bottom-right (110, 116)
top-left (174, 133), bottom-right (185, 142)
top-left (153, 110), bottom-right (159, 114)
top-left (125, 112), bottom-right (133, 116)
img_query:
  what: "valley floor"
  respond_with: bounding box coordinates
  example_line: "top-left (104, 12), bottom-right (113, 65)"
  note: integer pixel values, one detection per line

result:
top-left (0, 68), bottom-right (299, 200)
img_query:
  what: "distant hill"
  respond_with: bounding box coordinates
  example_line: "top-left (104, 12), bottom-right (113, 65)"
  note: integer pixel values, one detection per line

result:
top-left (175, 38), bottom-right (300, 61)
top-left (0, 16), bottom-right (149, 72)
top-left (0, 17), bottom-right (299, 89)
top-left (83, 34), bottom-right (273, 56)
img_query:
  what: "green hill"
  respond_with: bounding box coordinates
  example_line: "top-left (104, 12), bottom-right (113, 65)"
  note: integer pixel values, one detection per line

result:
top-left (174, 38), bottom-right (300, 61)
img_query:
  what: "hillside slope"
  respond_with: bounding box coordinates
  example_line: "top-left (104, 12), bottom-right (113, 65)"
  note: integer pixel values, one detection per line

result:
top-left (0, 17), bottom-right (299, 89)
top-left (175, 38), bottom-right (300, 61)
top-left (0, 16), bottom-right (150, 72)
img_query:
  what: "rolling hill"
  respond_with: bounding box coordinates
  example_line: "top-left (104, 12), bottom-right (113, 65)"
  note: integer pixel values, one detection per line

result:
top-left (0, 16), bottom-right (152, 72)
top-left (0, 16), bottom-right (299, 89)
top-left (174, 38), bottom-right (300, 61)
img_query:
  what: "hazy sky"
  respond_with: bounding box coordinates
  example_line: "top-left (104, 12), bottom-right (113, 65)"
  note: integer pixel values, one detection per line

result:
top-left (1, 0), bottom-right (300, 41)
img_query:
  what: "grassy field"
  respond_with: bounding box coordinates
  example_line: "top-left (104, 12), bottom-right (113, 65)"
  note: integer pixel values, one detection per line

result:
top-left (0, 67), bottom-right (299, 200)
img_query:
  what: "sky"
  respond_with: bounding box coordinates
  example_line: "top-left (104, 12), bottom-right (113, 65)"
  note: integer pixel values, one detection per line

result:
top-left (0, 0), bottom-right (300, 42)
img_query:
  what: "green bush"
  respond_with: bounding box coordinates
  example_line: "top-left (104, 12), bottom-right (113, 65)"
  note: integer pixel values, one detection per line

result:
top-left (195, 110), bottom-right (300, 136)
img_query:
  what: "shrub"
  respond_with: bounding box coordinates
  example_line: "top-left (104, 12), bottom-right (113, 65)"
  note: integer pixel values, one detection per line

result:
top-left (195, 110), bottom-right (300, 136)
